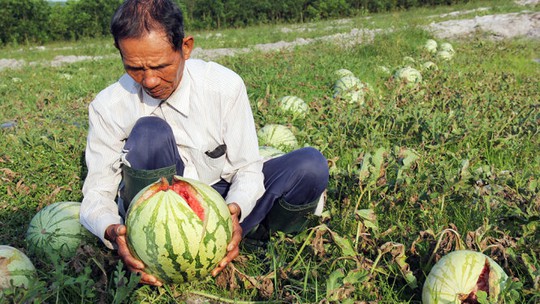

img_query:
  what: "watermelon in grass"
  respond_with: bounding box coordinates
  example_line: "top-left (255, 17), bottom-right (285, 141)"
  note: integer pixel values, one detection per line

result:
top-left (278, 95), bottom-right (308, 117)
top-left (26, 201), bottom-right (92, 261)
top-left (0, 245), bottom-right (36, 289)
top-left (125, 176), bottom-right (233, 283)
top-left (422, 250), bottom-right (508, 304)
top-left (257, 124), bottom-right (298, 151)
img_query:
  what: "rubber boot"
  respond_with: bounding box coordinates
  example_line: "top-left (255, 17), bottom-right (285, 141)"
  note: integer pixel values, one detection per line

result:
top-left (244, 195), bottom-right (321, 245)
top-left (265, 197), bottom-right (320, 234)
top-left (119, 164), bottom-right (176, 215)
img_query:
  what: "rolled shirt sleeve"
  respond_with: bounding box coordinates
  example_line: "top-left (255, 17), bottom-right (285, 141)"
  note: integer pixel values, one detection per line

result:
top-left (220, 78), bottom-right (265, 221)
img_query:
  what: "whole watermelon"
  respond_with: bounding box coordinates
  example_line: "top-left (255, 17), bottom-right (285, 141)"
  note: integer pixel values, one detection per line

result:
top-left (257, 124), bottom-right (298, 151)
top-left (333, 75), bottom-right (369, 104)
top-left (26, 201), bottom-right (92, 261)
top-left (278, 95), bottom-right (308, 117)
top-left (422, 250), bottom-right (508, 304)
top-left (0, 245), bottom-right (36, 289)
top-left (126, 176), bottom-right (233, 283)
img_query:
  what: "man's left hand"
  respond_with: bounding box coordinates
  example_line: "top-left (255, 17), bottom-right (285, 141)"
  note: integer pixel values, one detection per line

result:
top-left (212, 202), bottom-right (242, 276)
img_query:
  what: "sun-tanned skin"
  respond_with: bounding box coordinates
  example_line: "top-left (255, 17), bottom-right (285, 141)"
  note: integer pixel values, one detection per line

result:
top-left (103, 30), bottom-right (243, 287)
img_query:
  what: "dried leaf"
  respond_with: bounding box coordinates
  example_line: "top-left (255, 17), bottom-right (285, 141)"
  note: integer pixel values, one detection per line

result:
top-left (311, 225), bottom-right (329, 257)
top-left (0, 168), bottom-right (17, 181)
top-left (215, 263), bottom-right (237, 291)
top-left (258, 277), bottom-right (274, 299)
top-left (380, 242), bottom-right (417, 288)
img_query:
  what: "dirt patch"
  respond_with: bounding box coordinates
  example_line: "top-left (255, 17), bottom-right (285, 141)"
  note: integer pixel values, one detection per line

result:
top-left (49, 55), bottom-right (107, 67)
top-left (429, 12), bottom-right (540, 40)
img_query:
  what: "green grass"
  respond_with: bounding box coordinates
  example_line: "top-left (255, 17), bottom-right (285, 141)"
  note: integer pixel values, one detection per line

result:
top-left (1, 2), bottom-right (539, 303)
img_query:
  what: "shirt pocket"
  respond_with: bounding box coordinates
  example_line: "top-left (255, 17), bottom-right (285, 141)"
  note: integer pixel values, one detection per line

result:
top-left (189, 145), bottom-right (226, 184)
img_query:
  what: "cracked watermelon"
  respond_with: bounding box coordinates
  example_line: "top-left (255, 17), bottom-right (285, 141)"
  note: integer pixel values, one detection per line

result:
top-left (0, 245), bottom-right (36, 289)
top-left (422, 250), bottom-right (508, 304)
top-left (125, 176), bottom-right (233, 283)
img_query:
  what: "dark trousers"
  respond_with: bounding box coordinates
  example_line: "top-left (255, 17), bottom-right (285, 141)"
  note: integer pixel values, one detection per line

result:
top-left (122, 117), bottom-right (329, 236)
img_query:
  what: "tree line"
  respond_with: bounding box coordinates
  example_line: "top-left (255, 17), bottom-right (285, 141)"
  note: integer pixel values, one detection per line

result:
top-left (0, 0), bottom-right (470, 46)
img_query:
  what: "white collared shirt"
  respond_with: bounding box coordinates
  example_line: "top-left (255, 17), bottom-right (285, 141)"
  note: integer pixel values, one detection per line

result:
top-left (80, 59), bottom-right (265, 248)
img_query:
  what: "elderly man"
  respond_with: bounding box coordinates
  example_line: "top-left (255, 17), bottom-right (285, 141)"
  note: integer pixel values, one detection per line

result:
top-left (80, 0), bottom-right (329, 286)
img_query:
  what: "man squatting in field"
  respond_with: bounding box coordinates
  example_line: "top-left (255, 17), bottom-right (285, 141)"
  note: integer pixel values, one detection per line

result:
top-left (79, 0), bottom-right (329, 286)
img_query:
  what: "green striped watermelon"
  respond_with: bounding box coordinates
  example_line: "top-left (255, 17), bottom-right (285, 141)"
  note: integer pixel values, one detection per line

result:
top-left (424, 39), bottom-right (438, 53)
top-left (334, 75), bottom-right (361, 93)
top-left (333, 75), bottom-right (370, 104)
top-left (278, 95), bottom-right (308, 117)
top-left (125, 176), bottom-right (233, 283)
top-left (257, 124), bottom-right (298, 151)
top-left (394, 67), bottom-right (422, 87)
top-left (422, 250), bottom-right (508, 304)
top-left (26, 201), bottom-right (92, 261)
top-left (0, 245), bottom-right (36, 289)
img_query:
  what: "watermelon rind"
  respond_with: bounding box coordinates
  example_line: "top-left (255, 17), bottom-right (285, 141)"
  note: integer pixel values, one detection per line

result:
top-left (26, 201), bottom-right (92, 261)
top-left (0, 245), bottom-right (36, 289)
top-left (278, 96), bottom-right (308, 117)
top-left (257, 124), bottom-right (298, 151)
top-left (422, 250), bottom-right (508, 304)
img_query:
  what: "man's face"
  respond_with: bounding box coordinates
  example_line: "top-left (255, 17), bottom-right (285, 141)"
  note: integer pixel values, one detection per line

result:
top-left (118, 30), bottom-right (193, 100)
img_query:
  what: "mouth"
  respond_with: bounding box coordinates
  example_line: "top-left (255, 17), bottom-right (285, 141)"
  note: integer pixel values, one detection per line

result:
top-left (145, 88), bottom-right (165, 99)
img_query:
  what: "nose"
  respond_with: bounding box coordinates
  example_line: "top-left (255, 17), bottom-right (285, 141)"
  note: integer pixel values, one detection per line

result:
top-left (142, 70), bottom-right (160, 89)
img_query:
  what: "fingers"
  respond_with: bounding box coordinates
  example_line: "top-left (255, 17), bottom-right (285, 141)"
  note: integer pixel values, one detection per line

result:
top-left (106, 224), bottom-right (163, 286)
top-left (138, 272), bottom-right (163, 287)
top-left (212, 203), bottom-right (243, 277)
top-left (227, 203), bottom-right (243, 251)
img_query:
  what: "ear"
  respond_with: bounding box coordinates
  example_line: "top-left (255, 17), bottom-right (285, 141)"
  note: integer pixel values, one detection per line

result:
top-left (181, 36), bottom-right (194, 60)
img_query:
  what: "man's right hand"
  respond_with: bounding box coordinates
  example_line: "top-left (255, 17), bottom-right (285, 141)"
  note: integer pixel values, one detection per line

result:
top-left (105, 224), bottom-right (163, 286)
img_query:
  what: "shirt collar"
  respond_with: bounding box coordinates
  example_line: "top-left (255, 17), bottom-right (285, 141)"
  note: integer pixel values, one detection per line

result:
top-left (138, 63), bottom-right (191, 116)
top-left (163, 63), bottom-right (191, 116)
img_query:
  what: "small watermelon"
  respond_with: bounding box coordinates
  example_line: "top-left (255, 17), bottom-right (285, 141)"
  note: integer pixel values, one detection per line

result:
top-left (439, 42), bottom-right (455, 54)
top-left (0, 245), bottom-right (36, 289)
top-left (422, 250), bottom-right (508, 304)
top-left (278, 96), bottom-right (308, 117)
top-left (333, 75), bottom-right (368, 104)
top-left (334, 75), bottom-right (361, 92)
top-left (394, 67), bottom-right (422, 87)
top-left (424, 39), bottom-right (438, 53)
top-left (126, 176), bottom-right (233, 283)
top-left (437, 50), bottom-right (454, 61)
top-left (26, 201), bottom-right (92, 261)
top-left (257, 124), bottom-right (298, 151)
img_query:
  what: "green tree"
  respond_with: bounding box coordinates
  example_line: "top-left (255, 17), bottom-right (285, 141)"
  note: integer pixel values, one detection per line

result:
top-left (63, 0), bottom-right (122, 39)
top-left (0, 0), bottom-right (50, 45)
